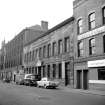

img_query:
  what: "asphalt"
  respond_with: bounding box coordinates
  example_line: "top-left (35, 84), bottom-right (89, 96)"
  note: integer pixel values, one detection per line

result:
top-left (1, 80), bottom-right (105, 96)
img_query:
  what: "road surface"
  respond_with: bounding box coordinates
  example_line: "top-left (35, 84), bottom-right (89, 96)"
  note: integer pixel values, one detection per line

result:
top-left (0, 82), bottom-right (105, 105)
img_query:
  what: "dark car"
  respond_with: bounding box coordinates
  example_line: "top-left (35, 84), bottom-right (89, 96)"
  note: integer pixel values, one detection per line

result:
top-left (16, 79), bottom-right (24, 85)
top-left (3, 78), bottom-right (11, 83)
top-left (23, 79), bottom-right (37, 86)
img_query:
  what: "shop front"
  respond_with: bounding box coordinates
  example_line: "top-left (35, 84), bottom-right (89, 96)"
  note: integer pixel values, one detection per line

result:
top-left (88, 59), bottom-right (105, 90)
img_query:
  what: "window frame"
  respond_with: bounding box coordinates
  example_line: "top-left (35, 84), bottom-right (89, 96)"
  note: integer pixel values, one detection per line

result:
top-left (78, 41), bottom-right (83, 57)
top-left (48, 44), bottom-right (51, 57)
top-left (89, 38), bottom-right (96, 55)
top-left (58, 39), bottom-right (63, 54)
top-left (77, 19), bottom-right (83, 34)
top-left (88, 12), bottom-right (95, 30)
top-left (64, 37), bottom-right (70, 53)
top-left (52, 42), bottom-right (57, 56)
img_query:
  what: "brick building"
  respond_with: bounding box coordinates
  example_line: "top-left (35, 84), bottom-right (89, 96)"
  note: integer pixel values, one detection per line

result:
top-left (23, 17), bottom-right (74, 86)
top-left (73, 0), bottom-right (105, 90)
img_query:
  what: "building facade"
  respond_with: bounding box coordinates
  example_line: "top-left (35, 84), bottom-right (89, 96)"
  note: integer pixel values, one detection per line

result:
top-left (23, 17), bottom-right (74, 86)
top-left (0, 30), bottom-right (25, 81)
top-left (73, 0), bottom-right (105, 90)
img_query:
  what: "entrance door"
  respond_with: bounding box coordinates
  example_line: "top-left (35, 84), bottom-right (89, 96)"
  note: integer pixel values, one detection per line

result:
top-left (83, 70), bottom-right (88, 90)
top-left (65, 62), bottom-right (70, 86)
top-left (77, 70), bottom-right (82, 89)
top-left (38, 67), bottom-right (41, 77)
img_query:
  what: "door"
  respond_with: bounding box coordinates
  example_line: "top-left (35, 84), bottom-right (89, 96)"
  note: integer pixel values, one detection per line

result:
top-left (83, 70), bottom-right (88, 90)
top-left (65, 62), bottom-right (70, 86)
top-left (77, 70), bottom-right (82, 89)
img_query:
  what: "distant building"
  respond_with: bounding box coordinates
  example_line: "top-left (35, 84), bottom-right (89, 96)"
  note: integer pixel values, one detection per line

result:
top-left (0, 31), bottom-right (25, 80)
top-left (23, 17), bottom-right (74, 86)
top-left (73, 0), bottom-right (105, 90)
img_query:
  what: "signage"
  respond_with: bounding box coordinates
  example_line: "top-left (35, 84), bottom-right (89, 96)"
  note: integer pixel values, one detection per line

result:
top-left (78, 25), bottom-right (105, 40)
top-left (88, 59), bottom-right (105, 67)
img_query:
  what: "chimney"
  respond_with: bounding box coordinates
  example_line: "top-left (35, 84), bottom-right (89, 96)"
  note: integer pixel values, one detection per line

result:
top-left (41, 21), bottom-right (48, 31)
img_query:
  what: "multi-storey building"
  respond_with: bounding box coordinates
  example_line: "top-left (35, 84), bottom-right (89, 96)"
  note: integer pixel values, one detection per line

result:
top-left (0, 30), bottom-right (25, 81)
top-left (73, 0), bottom-right (105, 90)
top-left (23, 17), bottom-right (74, 86)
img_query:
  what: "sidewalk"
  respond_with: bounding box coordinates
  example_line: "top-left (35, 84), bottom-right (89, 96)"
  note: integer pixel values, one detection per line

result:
top-left (60, 86), bottom-right (105, 96)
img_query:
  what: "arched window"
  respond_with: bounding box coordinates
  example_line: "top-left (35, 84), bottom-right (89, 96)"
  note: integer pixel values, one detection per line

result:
top-left (77, 19), bottom-right (83, 34)
top-left (88, 12), bottom-right (95, 30)
top-left (89, 38), bottom-right (95, 55)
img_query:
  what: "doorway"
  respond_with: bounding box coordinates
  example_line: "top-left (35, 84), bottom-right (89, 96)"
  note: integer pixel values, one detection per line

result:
top-left (65, 62), bottom-right (70, 86)
top-left (77, 70), bottom-right (82, 89)
top-left (83, 70), bottom-right (88, 90)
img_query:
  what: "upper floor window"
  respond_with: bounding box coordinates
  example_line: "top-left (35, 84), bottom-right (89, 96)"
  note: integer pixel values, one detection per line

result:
top-left (102, 7), bottom-right (105, 25)
top-left (48, 44), bottom-right (51, 57)
top-left (39, 47), bottom-right (42, 58)
top-left (103, 35), bottom-right (105, 53)
top-left (89, 38), bottom-right (96, 55)
top-left (52, 42), bottom-right (57, 56)
top-left (77, 19), bottom-right (83, 34)
top-left (58, 40), bottom-right (63, 54)
top-left (78, 41), bottom-right (83, 57)
top-left (65, 37), bottom-right (69, 52)
top-left (36, 49), bottom-right (38, 59)
top-left (43, 46), bottom-right (46, 58)
top-left (89, 12), bottom-right (95, 30)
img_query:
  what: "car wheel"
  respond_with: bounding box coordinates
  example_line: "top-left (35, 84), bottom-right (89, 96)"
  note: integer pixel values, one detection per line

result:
top-left (44, 84), bottom-right (47, 89)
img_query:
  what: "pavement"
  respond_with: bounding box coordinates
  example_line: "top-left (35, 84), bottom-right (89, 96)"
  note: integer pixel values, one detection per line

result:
top-left (60, 86), bottom-right (105, 96)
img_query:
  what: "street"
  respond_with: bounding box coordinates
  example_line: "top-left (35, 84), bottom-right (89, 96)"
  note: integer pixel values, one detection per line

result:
top-left (0, 82), bottom-right (105, 105)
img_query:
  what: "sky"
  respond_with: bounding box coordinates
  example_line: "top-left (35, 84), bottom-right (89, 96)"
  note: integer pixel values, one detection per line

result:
top-left (0, 0), bottom-right (74, 49)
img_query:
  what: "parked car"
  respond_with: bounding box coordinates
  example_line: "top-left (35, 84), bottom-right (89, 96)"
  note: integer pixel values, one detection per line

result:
top-left (24, 74), bottom-right (41, 81)
top-left (23, 79), bottom-right (37, 86)
top-left (37, 77), bottom-right (59, 89)
top-left (16, 79), bottom-right (24, 85)
top-left (3, 78), bottom-right (11, 83)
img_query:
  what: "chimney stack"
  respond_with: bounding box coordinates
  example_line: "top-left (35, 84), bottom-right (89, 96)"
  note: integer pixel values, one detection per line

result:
top-left (41, 21), bottom-right (48, 31)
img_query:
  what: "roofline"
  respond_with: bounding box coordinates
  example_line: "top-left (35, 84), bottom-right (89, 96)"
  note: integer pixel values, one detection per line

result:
top-left (24, 16), bottom-right (74, 47)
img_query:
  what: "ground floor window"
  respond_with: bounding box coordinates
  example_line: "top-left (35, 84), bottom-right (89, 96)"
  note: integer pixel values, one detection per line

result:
top-left (98, 68), bottom-right (105, 80)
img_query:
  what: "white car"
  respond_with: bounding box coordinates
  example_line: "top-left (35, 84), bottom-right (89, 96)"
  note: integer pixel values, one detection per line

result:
top-left (37, 77), bottom-right (59, 88)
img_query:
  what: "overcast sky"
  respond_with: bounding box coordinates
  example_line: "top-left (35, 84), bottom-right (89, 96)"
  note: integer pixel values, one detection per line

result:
top-left (0, 0), bottom-right (74, 48)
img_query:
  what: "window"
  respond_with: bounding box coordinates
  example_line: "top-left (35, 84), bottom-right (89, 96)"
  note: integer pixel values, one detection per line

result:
top-left (65, 37), bottom-right (69, 52)
top-left (43, 46), bottom-right (46, 58)
top-left (98, 69), bottom-right (105, 80)
top-left (39, 47), bottom-right (42, 58)
top-left (78, 41), bottom-right (83, 57)
top-left (102, 7), bottom-right (105, 24)
top-left (32, 50), bottom-right (35, 61)
top-left (77, 19), bottom-right (83, 34)
top-left (89, 12), bottom-right (95, 30)
top-left (48, 44), bottom-right (51, 57)
top-left (36, 49), bottom-right (38, 59)
top-left (52, 42), bottom-right (57, 56)
top-left (103, 35), bottom-right (105, 53)
top-left (58, 40), bottom-right (63, 54)
top-left (89, 38), bottom-right (96, 55)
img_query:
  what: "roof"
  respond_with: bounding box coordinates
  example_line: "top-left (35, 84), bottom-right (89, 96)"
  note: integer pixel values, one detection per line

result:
top-left (24, 16), bottom-right (74, 47)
